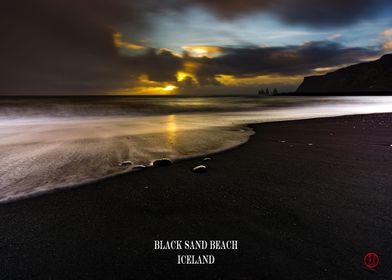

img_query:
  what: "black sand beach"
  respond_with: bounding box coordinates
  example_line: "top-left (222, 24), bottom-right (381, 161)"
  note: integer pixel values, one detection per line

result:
top-left (1, 113), bottom-right (392, 279)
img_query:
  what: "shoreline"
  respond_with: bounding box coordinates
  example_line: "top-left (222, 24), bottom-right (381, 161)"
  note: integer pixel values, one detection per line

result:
top-left (0, 113), bottom-right (371, 205)
top-left (2, 113), bottom-right (392, 279)
top-left (0, 124), bottom-right (254, 205)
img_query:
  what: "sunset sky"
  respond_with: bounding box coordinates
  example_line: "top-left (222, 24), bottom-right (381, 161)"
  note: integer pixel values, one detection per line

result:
top-left (1, 0), bottom-right (392, 95)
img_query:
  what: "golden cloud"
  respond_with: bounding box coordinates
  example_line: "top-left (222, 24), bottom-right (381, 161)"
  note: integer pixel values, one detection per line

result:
top-left (182, 45), bottom-right (223, 57)
top-left (383, 41), bottom-right (392, 50)
top-left (176, 61), bottom-right (200, 83)
top-left (381, 28), bottom-right (392, 37)
top-left (113, 32), bottom-right (145, 50)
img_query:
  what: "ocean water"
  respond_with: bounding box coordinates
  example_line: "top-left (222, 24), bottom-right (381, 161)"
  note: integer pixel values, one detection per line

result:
top-left (1, 96), bottom-right (392, 203)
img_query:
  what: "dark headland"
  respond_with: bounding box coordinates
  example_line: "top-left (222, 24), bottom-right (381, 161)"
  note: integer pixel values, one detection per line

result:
top-left (1, 113), bottom-right (392, 279)
top-left (296, 54), bottom-right (392, 94)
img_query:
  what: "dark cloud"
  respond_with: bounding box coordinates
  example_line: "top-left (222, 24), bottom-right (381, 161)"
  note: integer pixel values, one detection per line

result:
top-left (0, 0), bottom-right (389, 93)
top-left (189, 0), bottom-right (391, 27)
top-left (0, 0), bottom-right (154, 91)
top-left (191, 41), bottom-right (379, 84)
top-left (1, 0), bottom-right (124, 90)
top-left (126, 49), bottom-right (183, 83)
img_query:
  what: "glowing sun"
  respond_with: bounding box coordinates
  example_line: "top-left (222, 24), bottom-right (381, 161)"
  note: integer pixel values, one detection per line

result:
top-left (163, 85), bottom-right (177, 91)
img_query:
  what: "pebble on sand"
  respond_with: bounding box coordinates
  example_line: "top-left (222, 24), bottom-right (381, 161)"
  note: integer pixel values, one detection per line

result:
top-left (152, 158), bottom-right (172, 167)
top-left (132, 165), bottom-right (146, 171)
top-left (192, 165), bottom-right (207, 173)
top-left (119, 160), bottom-right (132, 166)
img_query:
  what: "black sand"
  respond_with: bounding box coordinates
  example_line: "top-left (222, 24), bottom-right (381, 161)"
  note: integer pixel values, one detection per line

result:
top-left (1, 114), bottom-right (392, 279)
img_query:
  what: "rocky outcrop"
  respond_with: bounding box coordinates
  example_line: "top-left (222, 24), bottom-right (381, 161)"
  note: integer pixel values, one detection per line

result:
top-left (297, 54), bottom-right (392, 93)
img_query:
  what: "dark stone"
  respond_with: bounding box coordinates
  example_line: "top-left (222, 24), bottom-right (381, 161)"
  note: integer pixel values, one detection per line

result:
top-left (152, 158), bottom-right (172, 168)
top-left (132, 165), bottom-right (146, 171)
top-left (119, 160), bottom-right (132, 166)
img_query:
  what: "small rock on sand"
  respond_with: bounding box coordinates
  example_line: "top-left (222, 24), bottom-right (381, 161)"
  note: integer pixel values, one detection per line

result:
top-left (192, 165), bottom-right (207, 173)
top-left (119, 160), bottom-right (132, 166)
top-left (132, 165), bottom-right (146, 171)
top-left (152, 158), bottom-right (172, 167)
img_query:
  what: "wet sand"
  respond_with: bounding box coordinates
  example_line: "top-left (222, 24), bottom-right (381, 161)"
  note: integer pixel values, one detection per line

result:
top-left (1, 113), bottom-right (392, 279)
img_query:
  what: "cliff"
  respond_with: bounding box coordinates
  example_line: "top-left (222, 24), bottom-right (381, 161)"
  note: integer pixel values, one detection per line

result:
top-left (297, 54), bottom-right (392, 93)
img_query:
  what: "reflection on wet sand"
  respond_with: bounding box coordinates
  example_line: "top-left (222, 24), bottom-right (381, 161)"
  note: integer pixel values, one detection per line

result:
top-left (166, 114), bottom-right (177, 146)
